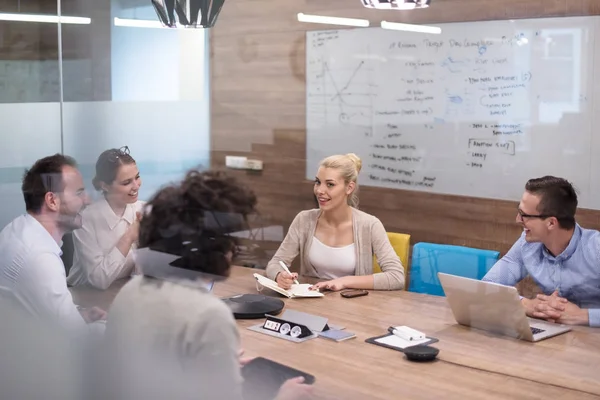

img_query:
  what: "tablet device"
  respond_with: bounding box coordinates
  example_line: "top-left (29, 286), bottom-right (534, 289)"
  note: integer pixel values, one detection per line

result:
top-left (241, 357), bottom-right (315, 400)
top-left (318, 329), bottom-right (356, 342)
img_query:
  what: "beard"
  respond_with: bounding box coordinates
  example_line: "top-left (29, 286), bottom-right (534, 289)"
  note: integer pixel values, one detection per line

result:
top-left (57, 205), bottom-right (83, 232)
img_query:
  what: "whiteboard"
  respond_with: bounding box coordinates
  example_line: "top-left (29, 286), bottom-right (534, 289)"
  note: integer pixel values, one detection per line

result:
top-left (306, 16), bottom-right (600, 209)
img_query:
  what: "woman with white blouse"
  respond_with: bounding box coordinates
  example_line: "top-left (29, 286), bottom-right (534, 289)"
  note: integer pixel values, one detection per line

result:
top-left (67, 146), bottom-right (145, 290)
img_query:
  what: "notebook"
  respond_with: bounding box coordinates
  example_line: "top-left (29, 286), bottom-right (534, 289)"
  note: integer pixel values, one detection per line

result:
top-left (365, 333), bottom-right (438, 352)
top-left (253, 274), bottom-right (324, 298)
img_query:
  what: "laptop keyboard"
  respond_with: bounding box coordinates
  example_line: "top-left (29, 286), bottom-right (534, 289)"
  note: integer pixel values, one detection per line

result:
top-left (531, 327), bottom-right (545, 335)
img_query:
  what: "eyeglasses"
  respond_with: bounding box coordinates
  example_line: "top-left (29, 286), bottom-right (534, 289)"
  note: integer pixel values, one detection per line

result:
top-left (517, 208), bottom-right (551, 220)
top-left (108, 146), bottom-right (130, 163)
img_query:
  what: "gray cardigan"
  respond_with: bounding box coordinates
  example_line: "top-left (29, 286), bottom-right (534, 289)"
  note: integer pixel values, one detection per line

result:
top-left (266, 208), bottom-right (405, 290)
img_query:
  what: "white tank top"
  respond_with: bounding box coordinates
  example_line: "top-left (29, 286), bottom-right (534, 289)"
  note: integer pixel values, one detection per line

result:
top-left (308, 236), bottom-right (356, 279)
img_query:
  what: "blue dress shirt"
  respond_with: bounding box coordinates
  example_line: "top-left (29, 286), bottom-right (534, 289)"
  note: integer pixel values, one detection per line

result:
top-left (483, 224), bottom-right (600, 327)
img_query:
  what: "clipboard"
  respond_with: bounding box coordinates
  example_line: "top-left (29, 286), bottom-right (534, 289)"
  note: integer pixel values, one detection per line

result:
top-left (365, 333), bottom-right (439, 353)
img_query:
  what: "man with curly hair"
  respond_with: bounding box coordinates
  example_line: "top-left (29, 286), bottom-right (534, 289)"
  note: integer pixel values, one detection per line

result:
top-left (104, 169), bottom-right (313, 400)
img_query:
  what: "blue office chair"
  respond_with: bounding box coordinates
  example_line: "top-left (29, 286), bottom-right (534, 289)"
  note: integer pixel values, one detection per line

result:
top-left (408, 242), bottom-right (500, 297)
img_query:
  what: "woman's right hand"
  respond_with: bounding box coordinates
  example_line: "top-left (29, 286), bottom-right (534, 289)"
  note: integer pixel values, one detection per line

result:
top-left (275, 377), bottom-right (314, 400)
top-left (128, 211), bottom-right (142, 243)
top-left (276, 271), bottom-right (299, 290)
top-left (117, 212), bottom-right (143, 258)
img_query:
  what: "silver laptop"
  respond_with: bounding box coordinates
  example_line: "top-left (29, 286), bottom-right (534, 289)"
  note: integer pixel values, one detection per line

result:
top-left (438, 273), bottom-right (571, 342)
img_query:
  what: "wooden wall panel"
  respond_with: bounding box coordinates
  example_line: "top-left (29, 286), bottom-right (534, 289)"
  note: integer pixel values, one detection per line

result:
top-left (210, 0), bottom-right (600, 266)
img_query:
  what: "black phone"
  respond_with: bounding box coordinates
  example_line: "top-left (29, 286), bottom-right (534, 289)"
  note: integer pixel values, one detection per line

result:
top-left (340, 289), bottom-right (369, 298)
top-left (241, 357), bottom-right (315, 400)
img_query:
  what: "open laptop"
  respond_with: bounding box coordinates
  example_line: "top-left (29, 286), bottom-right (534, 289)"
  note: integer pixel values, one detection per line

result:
top-left (438, 272), bottom-right (571, 342)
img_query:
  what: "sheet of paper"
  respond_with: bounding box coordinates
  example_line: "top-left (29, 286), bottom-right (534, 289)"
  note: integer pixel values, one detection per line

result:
top-left (290, 284), bottom-right (323, 297)
top-left (375, 334), bottom-right (431, 349)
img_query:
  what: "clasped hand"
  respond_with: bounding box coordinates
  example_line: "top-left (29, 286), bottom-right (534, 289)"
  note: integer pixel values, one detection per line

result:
top-left (79, 306), bottom-right (107, 323)
top-left (524, 290), bottom-right (588, 326)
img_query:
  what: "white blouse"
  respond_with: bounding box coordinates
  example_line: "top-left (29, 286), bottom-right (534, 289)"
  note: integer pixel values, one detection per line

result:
top-left (308, 236), bottom-right (356, 279)
top-left (67, 198), bottom-right (145, 290)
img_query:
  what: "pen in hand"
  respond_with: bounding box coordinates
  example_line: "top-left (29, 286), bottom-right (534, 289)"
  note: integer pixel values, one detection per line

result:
top-left (278, 261), bottom-right (299, 285)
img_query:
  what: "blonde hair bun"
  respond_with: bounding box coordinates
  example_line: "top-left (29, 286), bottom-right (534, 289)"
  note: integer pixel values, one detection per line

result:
top-left (345, 153), bottom-right (362, 174)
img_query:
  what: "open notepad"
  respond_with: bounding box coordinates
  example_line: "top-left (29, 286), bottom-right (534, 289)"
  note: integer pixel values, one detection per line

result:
top-left (253, 274), bottom-right (324, 298)
top-left (365, 333), bottom-right (438, 352)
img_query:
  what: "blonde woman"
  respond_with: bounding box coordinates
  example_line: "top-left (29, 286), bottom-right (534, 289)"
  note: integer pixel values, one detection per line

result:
top-left (266, 153), bottom-right (405, 291)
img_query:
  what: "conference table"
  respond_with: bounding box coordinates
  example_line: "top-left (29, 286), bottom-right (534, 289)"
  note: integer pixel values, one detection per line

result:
top-left (71, 266), bottom-right (600, 400)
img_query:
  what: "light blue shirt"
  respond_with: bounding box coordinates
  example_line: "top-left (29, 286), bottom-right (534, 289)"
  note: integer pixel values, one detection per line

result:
top-left (483, 224), bottom-right (600, 327)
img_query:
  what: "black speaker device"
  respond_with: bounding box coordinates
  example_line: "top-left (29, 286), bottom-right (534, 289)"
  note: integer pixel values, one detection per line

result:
top-left (221, 294), bottom-right (284, 319)
top-left (403, 345), bottom-right (440, 362)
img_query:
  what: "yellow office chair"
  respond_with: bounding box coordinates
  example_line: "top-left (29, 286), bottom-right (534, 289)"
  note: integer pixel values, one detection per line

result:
top-left (373, 232), bottom-right (411, 285)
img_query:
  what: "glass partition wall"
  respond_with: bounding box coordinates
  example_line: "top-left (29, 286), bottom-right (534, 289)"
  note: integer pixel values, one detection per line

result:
top-left (0, 0), bottom-right (210, 227)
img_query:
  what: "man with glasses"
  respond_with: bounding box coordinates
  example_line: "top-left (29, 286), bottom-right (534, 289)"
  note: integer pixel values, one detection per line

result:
top-left (0, 154), bottom-right (107, 334)
top-left (483, 176), bottom-right (600, 327)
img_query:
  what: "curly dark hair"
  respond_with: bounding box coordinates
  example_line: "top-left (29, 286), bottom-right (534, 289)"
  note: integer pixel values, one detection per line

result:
top-left (138, 169), bottom-right (258, 278)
